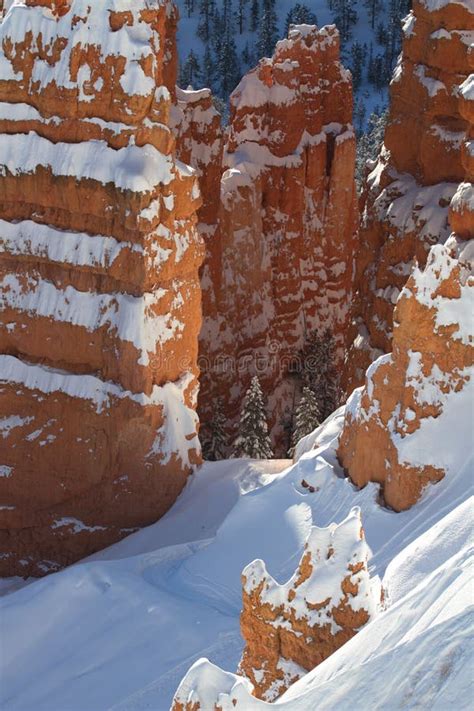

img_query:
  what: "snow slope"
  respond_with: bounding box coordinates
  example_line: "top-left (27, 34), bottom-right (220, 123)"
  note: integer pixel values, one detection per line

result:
top-left (0, 410), bottom-right (472, 711)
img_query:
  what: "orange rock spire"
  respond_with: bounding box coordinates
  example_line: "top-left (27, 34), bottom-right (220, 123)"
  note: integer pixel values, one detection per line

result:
top-left (338, 42), bottom-right (474, 511)
top-left (180, 24), bottom-right (358, 455)
top-left (343, 0), bottom-right (473, 392)
top-left (0, 0), bottom-right (203, 576)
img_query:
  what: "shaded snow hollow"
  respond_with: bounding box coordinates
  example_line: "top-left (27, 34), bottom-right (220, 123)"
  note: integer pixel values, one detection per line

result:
top-left (0, 406), bottom-right (472, 710)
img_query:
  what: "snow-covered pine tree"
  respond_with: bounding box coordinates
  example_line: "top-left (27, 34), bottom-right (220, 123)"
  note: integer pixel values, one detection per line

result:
top-left (355, 107), bottom-right (388, 188)
top-left (179, 50), bottom-right (201, 88)
top-left (284, 3), bottom-right (317, 35)
top-left (257, 0), bottom-right (278, 58)
top-left (289, 386), bottom-right (321, 455)
top-left (202, 397), bottom-right (228, 460)
top-left (233, 376), bottom-right (273, 459)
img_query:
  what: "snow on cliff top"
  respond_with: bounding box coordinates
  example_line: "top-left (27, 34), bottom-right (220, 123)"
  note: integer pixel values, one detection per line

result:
top-left (0, 398), bottom-right (472, 710)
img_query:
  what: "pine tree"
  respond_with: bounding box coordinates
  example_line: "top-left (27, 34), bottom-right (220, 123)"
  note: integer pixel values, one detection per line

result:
top-left (331, 0), bottom-right (357, 41)
top-left (197, 0), bottom-right (215, 42)
top-left (179, 50), bottom-right (201, 88)
top-left (349, 41), bottom-right (367, 90)
top-left (285, 3), bottom-right (317, 35)
top-left (257, 0), bottom-right (278, 58)
top-left (184, 0), bottom-right (195, 19)
top-left (289, 386), bottom-right (321, 455)
top-left (355, 108), bottom-right (388, 188)
top-left (217, 0), bottom-right (241, 96)
top-left (201, 42), bottom-right (217, 89)
top-left (236, 0), bottom-right (247, 33)
top-left (299, 329), bottom-right (339, 421)
top-left (233, 376), bottom-right (273, 459)
top-left (202, 397), bottom-right (228, 460)
top-left (250, 0), bottom-right (260, 32)
top-left (363, 0), bottom-right (381, 30)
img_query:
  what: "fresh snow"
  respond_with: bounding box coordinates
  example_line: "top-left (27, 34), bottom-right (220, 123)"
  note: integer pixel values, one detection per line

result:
top-left (0, 132), bottom-right (174, 193)
top-left (0, 355), bottom-right (198, 467)
top-left (0, 0), bottom-right (164, 97)
top-left (0, 272), bottom-right (183, 365)
top-left (0, 406), bottom-right (472, 710)
top-left (0, 219), bottom-right (144, 270)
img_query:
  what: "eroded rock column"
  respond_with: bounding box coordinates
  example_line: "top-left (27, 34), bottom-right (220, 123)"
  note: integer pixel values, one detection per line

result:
top-left (0, 0), bottom-right (203, 576)
top-left (187, 25), bottom-right (358, 455)
top-left (343, 0), bottom-right (473, 392)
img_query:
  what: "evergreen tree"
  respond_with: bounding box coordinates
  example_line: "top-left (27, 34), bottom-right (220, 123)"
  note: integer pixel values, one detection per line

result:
top-left (236, 0), bottom-right (247, 33)
top-left (197, 0), bottom-right (215, 42)
top-left (349, 41), bottom-right (367, 89)
top-left (179, 50), bottom-right (201, 88)
top-left (284, 3), bottom-right (317, 35)
top-left (289, 386), bottom-right (321, 455)
top-left (217, 0), bottom-right (241, 96)
top-left (201, 42), bottom-right (217, 89)
top-left (211, 7), bottom-right (223, 55)
top-left (363, 0), bottom-right (381, 30)
top-left (242, 41), bottom-right (252, 66)
top-left (184, 0), bottom-right (195, 18)
top-left (202, 397), bottom-right (228, 460)
top-left (355, 107), bottom-right (388, 188)
top-left (257, 0), bottom-right (278, 58)
top-left (354, 97), bottom-right (366, 134)
top-left (250, 0), bottom-right (260, 32)
top-left (299, 329), bottom-right (339, 420)
top-left (331, 0), bottom-right (357, 41)
top-left (233, 376), bottom-right (273, 459)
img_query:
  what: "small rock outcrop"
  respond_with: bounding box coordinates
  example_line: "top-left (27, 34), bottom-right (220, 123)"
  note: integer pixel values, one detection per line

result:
top-left (338, 30), bottom-right (474, 513)
top-left (192, 24), bottom-right (358, 455)
top-left (343, 0), bottom-right (473, 393)
top-left (0, 0), bottom-right (203, 576)
top-left (171, 508), bottom-right (375, 707)
top-left (239, 507), bottom-right (375, 700)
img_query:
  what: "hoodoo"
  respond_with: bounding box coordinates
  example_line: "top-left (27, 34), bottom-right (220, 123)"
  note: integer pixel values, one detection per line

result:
top-left (344, 0), bottom-right (473, 392)
top-left (0, 0), bottom-right (203, 576)
top-left (338, 52), bottom-right (474, 511)
top-left (190, 24), bottom-right (358, 455)
top-left (171, 508), bottom-right (376, 707)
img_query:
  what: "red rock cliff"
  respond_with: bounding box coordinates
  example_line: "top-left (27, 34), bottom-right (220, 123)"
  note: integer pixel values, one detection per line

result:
top-left (0, 0), bottom-right (203, 576)
top-left (338, 58), bottom-right (474, 512)
top-left (343, 0), bottom-right (473, 393)
top-left (183, 25), bottom-right (358, 456)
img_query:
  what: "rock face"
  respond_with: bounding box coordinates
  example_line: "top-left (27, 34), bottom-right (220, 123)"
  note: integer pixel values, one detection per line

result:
top-left (183, 25), bottom-right (358, 455)
top-left (171, 508), bottom-right (375, 707)
top-left (343, 0), bottom-right (473, 393)
top-left (0, 0), bottom-right (203, 576)
top-left (338, 241), bottom-right (473, 512)
top-left (170, 86), bottom-right (224, 430)
top-left (239, 507), bottom-right (375, 700)
top-left (338, 23), bottom-right (474, 513)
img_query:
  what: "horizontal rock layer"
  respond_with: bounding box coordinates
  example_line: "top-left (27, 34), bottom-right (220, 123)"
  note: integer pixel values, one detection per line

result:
top-left (0, 0), bottom-right (203, 576)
